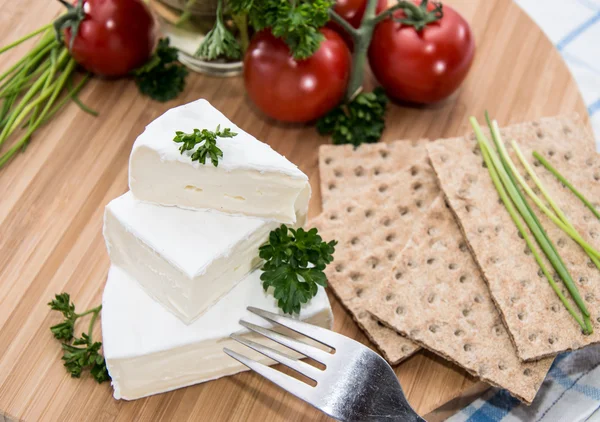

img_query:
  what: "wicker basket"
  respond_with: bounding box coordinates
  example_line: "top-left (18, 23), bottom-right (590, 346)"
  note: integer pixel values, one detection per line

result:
top-left (159, 0), bottom-right (218, 17)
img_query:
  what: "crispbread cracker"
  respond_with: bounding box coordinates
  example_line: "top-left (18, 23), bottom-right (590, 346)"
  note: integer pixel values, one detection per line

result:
top-left (311, 154), bottom-right (440, 364)
top-left (369, 198), bottom-right (553, 403)
top-left (427, 115), bottom-right (600, 361)
top-left (319, 139), bottom-right (429, 205)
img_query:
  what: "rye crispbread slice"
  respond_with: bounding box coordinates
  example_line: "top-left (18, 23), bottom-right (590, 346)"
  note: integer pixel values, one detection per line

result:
top-left (311, 153), bottom-right (440, 364)
top-left (369, 198), bottom-right (553, 403)
top-left (319, 139), bottom-right (429, 205)
top-left (427, 115), bottom-right (600, 361)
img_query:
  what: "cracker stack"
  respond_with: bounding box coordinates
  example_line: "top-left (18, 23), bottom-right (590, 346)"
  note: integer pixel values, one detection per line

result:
top-left (313, 115), bottom-right (598, 403)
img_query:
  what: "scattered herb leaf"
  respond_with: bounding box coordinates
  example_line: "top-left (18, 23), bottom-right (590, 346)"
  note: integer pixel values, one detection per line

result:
top-left (48, 293), bottom-right (110, 383)
top-left (133, 38), bottom-right (188, 102)
top-left (316, 87), bottom-right (388, 147)
top-left (259, 225), bottom-right (337, 314)
top-left (173, 125), bottom-right (237, 166)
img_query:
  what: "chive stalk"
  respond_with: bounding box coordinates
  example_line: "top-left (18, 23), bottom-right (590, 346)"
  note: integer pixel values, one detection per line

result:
top-left (471, 117), bottom-right (591, 332)
top-left (478, 139), bottom-right (586, 331)
top-left (489, 124), bottom-right (600, 261)
top-left (0, 25), bottom-right (94, 169)
top-left (533, 151), bottom-right (600, 221)
top-left (511, 140), bottom-right (600, 270)
top-left (484, 119), bottom-right (591, 320)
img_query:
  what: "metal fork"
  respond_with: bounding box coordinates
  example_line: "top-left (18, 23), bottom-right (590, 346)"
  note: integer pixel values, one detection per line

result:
top-left (224, 307), bottom-right (425, 422)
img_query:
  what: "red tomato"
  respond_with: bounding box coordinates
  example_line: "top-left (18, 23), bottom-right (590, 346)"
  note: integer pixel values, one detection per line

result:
top-left (368, 1), bottom-right (475, 104)
top-left (64, 0), bottom-right (156, 77)
top-left (244, 28), bottom-right (352, 123)
top-left (328, 0), bottom-right (389, 47)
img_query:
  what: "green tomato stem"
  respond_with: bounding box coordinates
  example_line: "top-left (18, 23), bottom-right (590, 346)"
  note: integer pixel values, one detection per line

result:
top-left (533, 151), bottom-right (600, 221)
top-left (328, 9), bottom-right (358, 39)
top-left (341, 0), bottom-right (379, 100)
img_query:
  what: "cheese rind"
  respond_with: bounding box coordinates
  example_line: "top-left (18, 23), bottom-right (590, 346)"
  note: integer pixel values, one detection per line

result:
top-left (102, 266), bottom-right (334, 400)
top-left (103, 191), bottom-right (279, 323)
top-left (129, 99), bottom-right (310, 224)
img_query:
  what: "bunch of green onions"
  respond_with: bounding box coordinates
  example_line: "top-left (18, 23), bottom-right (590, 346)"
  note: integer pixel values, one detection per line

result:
top-left (0, 24), bottom-right (94, 169)
top-left (472, 113), bottom-right (595, 334)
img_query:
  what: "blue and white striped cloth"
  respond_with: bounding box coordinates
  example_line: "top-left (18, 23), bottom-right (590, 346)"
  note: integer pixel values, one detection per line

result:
top-left (449, 1), bottom-right (600, 420)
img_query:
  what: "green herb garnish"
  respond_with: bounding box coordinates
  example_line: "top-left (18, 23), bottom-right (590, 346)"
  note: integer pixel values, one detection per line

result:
top-left (173, 125), bottom-right (236, 166)
top-left (48, 293), bottom-right (110, 383)
top-left (260, 225), bottom-right (337, 314)
top-left (316, 87), bottom-right (388, 147)
top-left (472, 115), bottom-right (592, 334)
top-left (229, 0), bottom-right (334, 59)
top-left (133, 38), bottom-right (188, 102)
top-left (195, 0), bottom-right (242, 61)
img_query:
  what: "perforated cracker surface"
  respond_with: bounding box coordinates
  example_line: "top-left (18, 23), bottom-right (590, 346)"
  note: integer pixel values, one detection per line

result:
top-left (369, 198), bottom-right (553, 403)
top-left (319, 139), bottom-right (429, 205)
top-left (311, 155), bottom-right (440, 364)
top-left (428, 115), bottom-right (600, 361)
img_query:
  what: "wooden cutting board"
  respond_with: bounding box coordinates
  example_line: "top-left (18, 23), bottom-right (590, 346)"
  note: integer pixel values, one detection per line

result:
top-left (0, 0), bottom-right (589, 420)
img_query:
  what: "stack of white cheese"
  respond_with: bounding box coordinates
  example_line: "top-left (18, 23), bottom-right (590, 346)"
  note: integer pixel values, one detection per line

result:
top-left (100, 99), bottom-right (334, 400)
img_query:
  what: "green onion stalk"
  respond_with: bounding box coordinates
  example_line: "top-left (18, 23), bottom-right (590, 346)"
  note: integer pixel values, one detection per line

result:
top-left (0, 23), bottom-right (94, 169)
top-left (471, 116), bottom-right (592, 334)
top-left (533, 151), bottom-right (600, 221)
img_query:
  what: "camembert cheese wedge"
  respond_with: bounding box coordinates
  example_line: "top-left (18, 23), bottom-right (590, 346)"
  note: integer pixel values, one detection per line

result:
top-left (129, 99), bottom-right (311, 225)
top-left (102, 266), bottom-right (333, 400)
top-left (103, 191), bottom-right (279, 324)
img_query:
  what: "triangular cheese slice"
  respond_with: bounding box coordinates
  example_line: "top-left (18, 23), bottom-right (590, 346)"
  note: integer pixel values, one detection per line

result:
top-left (129, 99), bottom-right (310, 224)
top-left (104, 191), bottom-right (280, 323)
top-left (102, 266), bottom-right (333, 400)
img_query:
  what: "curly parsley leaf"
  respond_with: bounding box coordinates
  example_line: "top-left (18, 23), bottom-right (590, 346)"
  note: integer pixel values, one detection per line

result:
top-left (195, 0), bottom-right (242, 60)
top-left (49, 293), bottom-right (110, 383)
top-left (229, 0), bottom-right (334, 59)
top-left (260, 225), bottom-right (337, 314)
top-left (62, 333), bottom-right (109, 383)
top-left (48, 293), bottom-right (77, 341)
top-left (173, 125), bottom-right (237, 166)
top-left (317, 87), bottom-right (388, 147)
top-left (133, 38), bottom-right (189, 102)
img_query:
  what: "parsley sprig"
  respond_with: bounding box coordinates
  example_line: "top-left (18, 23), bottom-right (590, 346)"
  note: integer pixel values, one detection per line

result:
top-left (173, 125), bottom-right (237, 166)
top-left (260, 225), bottom-right (337, 314)
top-left (218, 0), bottom-right (335, 60)
top-left (317, 87), bottom-right (388, 147)
top-left (195, 0), bottom-right (242, 61)
top-left (133, 38), bottom-right (189, 102)
top-left (48, 293), bottom-right (110, 383)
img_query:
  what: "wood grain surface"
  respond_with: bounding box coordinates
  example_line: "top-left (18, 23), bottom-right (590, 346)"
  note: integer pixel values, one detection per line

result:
top-left (0, 0), bottom-right (589, 421)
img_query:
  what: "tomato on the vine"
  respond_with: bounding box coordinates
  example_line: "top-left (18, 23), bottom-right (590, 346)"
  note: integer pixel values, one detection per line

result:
top-left (368, 0), bottom-right (475, 104)
top-left (244, 28), bottom-right (352, 123)
top-left (61, 0), bottom-right (156, 77)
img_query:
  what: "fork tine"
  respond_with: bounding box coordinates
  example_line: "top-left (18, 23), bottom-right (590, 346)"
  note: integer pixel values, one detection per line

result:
top-left (223, 348), bottom-right (316, 404)
top-left (239, 320), bottom-right (332, 364)
top-left (247, 306), bottom-right (348, 349)
top-left (230, 334), bottom-right (323, 382)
